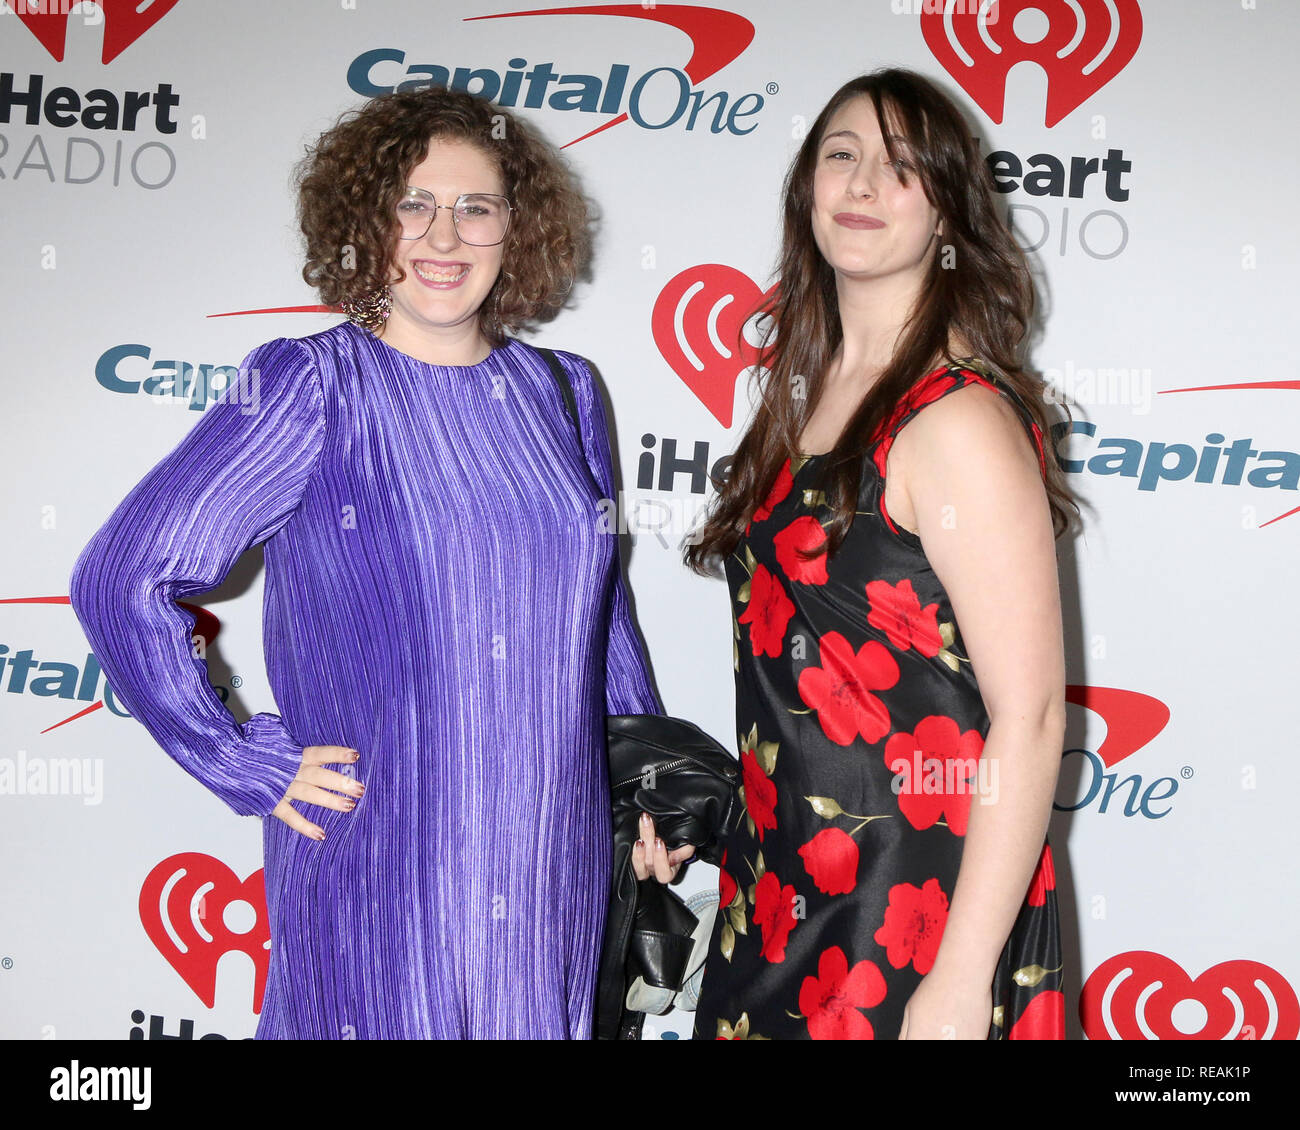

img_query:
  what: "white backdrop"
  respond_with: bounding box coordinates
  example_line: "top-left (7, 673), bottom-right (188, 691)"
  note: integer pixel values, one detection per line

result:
top-left (2, 0), bottom-right (1297, 1041)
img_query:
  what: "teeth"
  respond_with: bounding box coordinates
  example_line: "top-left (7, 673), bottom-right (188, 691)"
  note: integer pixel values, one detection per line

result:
top-left (413, 262), bottom-right (468, 283)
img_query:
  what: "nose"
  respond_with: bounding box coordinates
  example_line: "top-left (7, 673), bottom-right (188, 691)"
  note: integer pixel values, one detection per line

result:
top-left (423, 204), bottom-right (462, 251)
top-left (847, 157), bottom-right (878, 200)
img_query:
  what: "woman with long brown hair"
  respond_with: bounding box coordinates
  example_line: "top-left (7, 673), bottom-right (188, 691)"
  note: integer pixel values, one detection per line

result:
top-left (681, 68), bottom-right (1078, 1040)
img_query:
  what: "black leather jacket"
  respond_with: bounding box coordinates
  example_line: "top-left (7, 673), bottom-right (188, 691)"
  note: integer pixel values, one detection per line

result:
top-left (596, 714), bottom-right (740, 1040)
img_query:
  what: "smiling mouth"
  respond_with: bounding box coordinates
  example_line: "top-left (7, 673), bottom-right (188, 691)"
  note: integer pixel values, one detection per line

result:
top-left (834, 213), bottom-right (885, 229)
top-left (411, 261), bottom-right (469, 284)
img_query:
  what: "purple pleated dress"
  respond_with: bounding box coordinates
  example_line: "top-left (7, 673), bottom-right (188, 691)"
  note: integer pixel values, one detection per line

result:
top-left (68, 320), bottom-right (661, 1038)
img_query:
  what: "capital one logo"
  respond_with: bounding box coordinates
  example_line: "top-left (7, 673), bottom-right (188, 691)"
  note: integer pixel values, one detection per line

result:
top-left (0, 595), bottom-right (221, 733)
top-left (140, 853), bottom-right (271, 1012)
top-left (1081, 951), bottom-right (1299, 1040)
top-left (921, 0), bottom-right (1143, 126)
top-left (6, 0), bottom-right (181, 64)
top-left (651, 263), bottom-right (772, 427)
top-left (1057, 685), bottom-right (1180, 819)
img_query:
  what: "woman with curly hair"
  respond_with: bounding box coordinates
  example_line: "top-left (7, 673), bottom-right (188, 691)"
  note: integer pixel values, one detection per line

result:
top-left (68, 88), bottom-right (664, 1038)
top-left (683, 69), bottom-right (1078, 1040)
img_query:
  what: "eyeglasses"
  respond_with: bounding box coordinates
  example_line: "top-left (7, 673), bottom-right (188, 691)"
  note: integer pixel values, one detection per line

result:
top-left (395, 187), bottom-right (513, 246)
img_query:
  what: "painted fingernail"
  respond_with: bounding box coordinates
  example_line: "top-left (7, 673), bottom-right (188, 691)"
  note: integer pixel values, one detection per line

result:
top-left (656, 838), bottom-right (664, 851)
top-left (313, 830), bottom-right (325, 841)
top-left (635, 839), bottom-right (644, 851)
top-left (345, 799), bottom-right (356, 810)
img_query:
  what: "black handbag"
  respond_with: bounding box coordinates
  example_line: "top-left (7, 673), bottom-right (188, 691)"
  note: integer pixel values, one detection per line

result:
top-left (533, 346), bottom-right (742, 1039)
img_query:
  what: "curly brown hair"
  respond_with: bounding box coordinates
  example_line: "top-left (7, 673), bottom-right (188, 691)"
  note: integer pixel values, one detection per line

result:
top-left (293, 87), bottom-right (592, 344)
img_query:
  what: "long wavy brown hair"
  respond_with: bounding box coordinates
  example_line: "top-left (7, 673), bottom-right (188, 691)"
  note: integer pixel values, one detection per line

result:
top-left (684, 69), bottom-right (1079, 576)
top-left (293, 87), bottom-right (591, 344)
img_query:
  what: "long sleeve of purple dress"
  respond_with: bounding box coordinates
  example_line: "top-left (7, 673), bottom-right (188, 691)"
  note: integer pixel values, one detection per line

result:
top-left (67, 322), bottom-right (660, 1038)
top-left (68, 337), bottom-right (324, 817)
top-left (556, 349), bottom-right (662, 719)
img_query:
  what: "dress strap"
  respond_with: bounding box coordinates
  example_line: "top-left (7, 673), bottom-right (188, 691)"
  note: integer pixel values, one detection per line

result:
top-left (877, 359), bottom-right (1047, 474)
top-left (871, 359), bottom-right (1049, 538)
top-left (949, 359), bottom-right (1048, 475)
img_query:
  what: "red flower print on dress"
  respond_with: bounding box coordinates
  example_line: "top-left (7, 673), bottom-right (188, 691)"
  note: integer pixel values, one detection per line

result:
top-left (1027, 843), bottom-right (1056, 907)
top-left (904, 371), bottom-right (961, 414)
top-left (873, 878), bottom-right (950, 975)
top-left (745, 460), bottom-right (794, 534)
top-left (865, 578), bottom-right (942, 656)
top-left (797, 827), bottom-right (859, 896)
top-left (798, 945), bottom-right (887, 1040)
top-left (1008, 989), bottom-right (1065, 1040)
top-left (871, 372), bottom-right (960, 479)
top-left (753, 870), bottom-right (799, 963)
top-left (718, 848), bottom-right (738, 909)
top-left (773, 516), bottom-right (829, 585)
top-left (740, 748), bottom-right (778, 842)
top-left (883, 715), bottom-right (985, 834)
top-left (738, 564), bottom-right (795, 658)
top-left (797, 631), bottom-right (900, 745)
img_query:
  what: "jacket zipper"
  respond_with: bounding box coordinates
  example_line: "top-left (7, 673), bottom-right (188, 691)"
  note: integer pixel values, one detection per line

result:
top-left (611, 757), bottom-right (695, 791)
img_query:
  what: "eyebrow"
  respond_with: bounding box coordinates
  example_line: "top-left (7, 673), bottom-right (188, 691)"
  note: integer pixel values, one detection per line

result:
top-left (820, 129), bottom-right (912, 146)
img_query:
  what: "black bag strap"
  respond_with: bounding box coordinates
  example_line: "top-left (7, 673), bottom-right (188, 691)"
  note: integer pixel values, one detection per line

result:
top-left (536, 346), bottom-right (581, 440)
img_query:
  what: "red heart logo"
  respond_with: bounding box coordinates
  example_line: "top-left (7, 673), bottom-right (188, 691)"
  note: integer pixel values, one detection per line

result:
top-left (922, 0), bottom-right (1143, 127)
top-left (12, 0), bottom-right (182, 65)
top-left (651, 264), bottom-right (774, 428)
top-left (1081, 951), bottom-right (1299, 1040)
top-left (139, 852), bottom-right (271, 1012)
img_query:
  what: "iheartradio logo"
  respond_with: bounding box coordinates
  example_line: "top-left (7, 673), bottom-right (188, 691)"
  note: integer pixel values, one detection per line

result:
top-left (1080, 951), bottom-right (1299, 1040)
top-left (7, 0), bottom-right (182, 65)
top-left (921, 0), bottom-right (1143, 127)
top-left (650, 264), bottom-right (774, 427)
top-left (139, 853), bottom-right (271, 1013)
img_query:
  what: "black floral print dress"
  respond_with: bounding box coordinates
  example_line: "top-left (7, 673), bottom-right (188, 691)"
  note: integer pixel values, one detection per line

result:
top-left (692, 359), bottom-right (1065, 1040)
